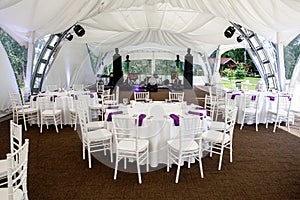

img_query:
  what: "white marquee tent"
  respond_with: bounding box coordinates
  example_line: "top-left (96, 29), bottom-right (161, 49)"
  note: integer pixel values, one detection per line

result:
top-left (0, 0), bottom-right (300, 113)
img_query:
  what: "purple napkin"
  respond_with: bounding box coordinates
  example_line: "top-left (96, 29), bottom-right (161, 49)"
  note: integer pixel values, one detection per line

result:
top-left (251, 95), bottom-right (257, 101)
top-left (195, 106), bottom-right (205, 110)
top-left (267, 96), bottom-right (275, 101)
top-left (107, 105), bottom-right (119, 109)
top-left (106, 111), bottom-right (123, 121)
top-left (138, 114), bottom-right (147, 126)
top-left (231, 93), bottom-right (241, 100)
top-left (227, 91), bottom-right (233, 94)
top-left (169, 114), bottom-right (179, 126)
top-left (50, 95), bottom-right (58, 102)
top-left (188, 110), bottom-right (204, 117)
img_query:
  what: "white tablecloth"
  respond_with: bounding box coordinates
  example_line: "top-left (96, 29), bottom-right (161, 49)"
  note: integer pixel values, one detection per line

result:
top-left (226, 91), bottom-right (277, 124)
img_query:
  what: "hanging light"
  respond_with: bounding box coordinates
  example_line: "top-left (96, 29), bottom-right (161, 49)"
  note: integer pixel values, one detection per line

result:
top-left (237, 35), bottom-right (244, 43)
top-left (65, 33), bottom-right (73, 41)
top-left (73, 24), bottom-right (85, 37)
top-left (224, 26), bottom-right (235, 38)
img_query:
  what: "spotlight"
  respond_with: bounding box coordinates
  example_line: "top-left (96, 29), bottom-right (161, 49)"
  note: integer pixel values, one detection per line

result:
top-left (73, 24), bottom-right (85, 37)
top-left (224, 26), bottom-right (235, 38)
top-left (237, 35), bottom-right (244, 43)
top-left (65, 33), bottom-right (73, 41)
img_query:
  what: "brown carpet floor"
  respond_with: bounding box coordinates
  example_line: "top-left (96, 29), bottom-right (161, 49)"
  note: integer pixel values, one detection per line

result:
top-left (0, 86), bottom-right (299, 200)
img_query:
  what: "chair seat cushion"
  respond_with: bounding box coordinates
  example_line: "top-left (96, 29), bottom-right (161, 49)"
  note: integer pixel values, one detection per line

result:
top-left (41, 109), bottom-right (61, 116)
top-left (118, 139), bottom-right (149, 152)
top-left (87, 128), bottom-right (112, 141)
top-left (202, 130), bottom-right (231, 144)
top-left (17, 107), bottom-right (38, 114)
top-left (167, 139), bottom-right (198, 151)
top-left (209, 121), bottom-right (230, 130)
top-left (87, 121), bottom-right (104, 130)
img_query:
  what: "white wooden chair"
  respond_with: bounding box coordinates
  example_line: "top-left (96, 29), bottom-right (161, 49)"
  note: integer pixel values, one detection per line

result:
top-left (0, 139), bottom-right (29, 200)
top-left (167, 116), bottom-right (204, 183)
top-left (9, 92), bottom-right (38, 131)
top-left (266, 92), bottom-right (294, 132)
top-left (240, 92), bottom-right (260, 131)
top-left (134, 91), bottom-right (149, 101)
top-left (38, 96), bottom-right (63, 133)
top-left (169, 91), bottom-right (184, 102)
top-left (202, 107), bottom-right (238, 170)
top-left (112, 115), bottom-right (149, 184)
top-left (77, 102), bottom-right (113, 168)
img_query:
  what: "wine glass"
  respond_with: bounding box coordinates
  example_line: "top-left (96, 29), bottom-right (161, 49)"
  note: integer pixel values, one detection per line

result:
top-left (123, 98), bottom-right (129, 105)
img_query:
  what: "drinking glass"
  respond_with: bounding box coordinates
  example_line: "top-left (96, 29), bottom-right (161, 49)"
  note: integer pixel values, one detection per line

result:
top-left (123, 98), bottom-right (129, 105)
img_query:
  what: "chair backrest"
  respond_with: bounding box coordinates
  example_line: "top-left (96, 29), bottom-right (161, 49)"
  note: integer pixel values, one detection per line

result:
top-left (38, 96), bottom-right (57, 112)
top-left (9, 93), bottom-right (23, 109)
top-left (112, 115), bottom-right (138, 150)
top-left (134, 92), bottom-right (149, 101)
top-left (242, 92), bottom-right (260, 111)
top-left (10, 120), bottom-right (23, 154)
top-left (7, 139), bottom-right (29, 200)
top-left (76, 101), bottom-right (90, 138)
top-left (178, 116), bottom-right (203, 151)
top-left (223, 107), bottom-right (238, 136)
top-left (169, 92), bottom-right (184, 102)
top-left (204, 94), bottom-right (216, 119)
top-left (276, 92), bottom-right (292, 112)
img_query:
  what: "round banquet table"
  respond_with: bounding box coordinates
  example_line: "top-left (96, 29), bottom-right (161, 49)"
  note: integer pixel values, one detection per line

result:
top-left (105, 101), bottom-right (207, 167)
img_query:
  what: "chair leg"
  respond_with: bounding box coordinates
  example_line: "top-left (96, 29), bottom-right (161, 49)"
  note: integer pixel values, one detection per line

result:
top-left (230, 143), bottom-right (233, 163)
top-left (146, 148), bottom-right (149, 172)
top-left (175, 157), bottom-right (182, 183)
top-left (273, 116), bottom-right (279, 132)
top-left (167, 148), bottom-right (170, 172)
top-left (82, 141), bottom-right (86, 160)
top-left (40, 118), bottom-right (43, 133)
top-left (114, 153), bottom-right (119, 180)
top-left (240, 112), bottom-right (245, 130)
top-left (218, 145), bottom-right (224, 171)
top-left (199, 150), bottom-right (204, 178)
top-left (54, 116), bottom-right (59, 133)
top-left (88, 143), bottom-right (92, 168)
top-left (22, 113), bottom-right (28, 131)
top-left (110, 139), bottom-right (113, 163)
top-left (137, 154), bottom-right (142, 184)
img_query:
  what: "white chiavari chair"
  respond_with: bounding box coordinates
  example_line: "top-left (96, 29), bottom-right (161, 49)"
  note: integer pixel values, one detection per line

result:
top-left (167, 116), bottom-right (204, 183)
top-left (112, 115), bottom-right (149, 184)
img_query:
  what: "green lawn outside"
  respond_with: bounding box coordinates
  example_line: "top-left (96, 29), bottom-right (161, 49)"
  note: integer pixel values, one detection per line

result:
top-left (221, 77), bottom-right (260, 90)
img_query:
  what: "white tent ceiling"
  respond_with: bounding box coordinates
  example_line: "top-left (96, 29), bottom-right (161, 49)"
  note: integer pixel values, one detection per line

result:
top-left (1, 0), bottom-right (300, 113)
top-left (0, 0), bottom-right (300, 54)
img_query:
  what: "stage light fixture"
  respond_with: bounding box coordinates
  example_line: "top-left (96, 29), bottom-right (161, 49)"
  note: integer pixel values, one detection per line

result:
top-left (237, 35), bottom-right (244, 43)
top-left (73, 24), bottom-right (85, 37)
top-left (224, 26), bottom-right (235, 38)
top-left (65, 33), bottom-right (73, 41)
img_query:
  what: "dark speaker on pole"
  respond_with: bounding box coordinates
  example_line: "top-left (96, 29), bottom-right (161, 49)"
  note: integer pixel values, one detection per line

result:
top-left (184, 48), bottom-right (193, 89)
top-left (112, 48), bottom-right (123, 87)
